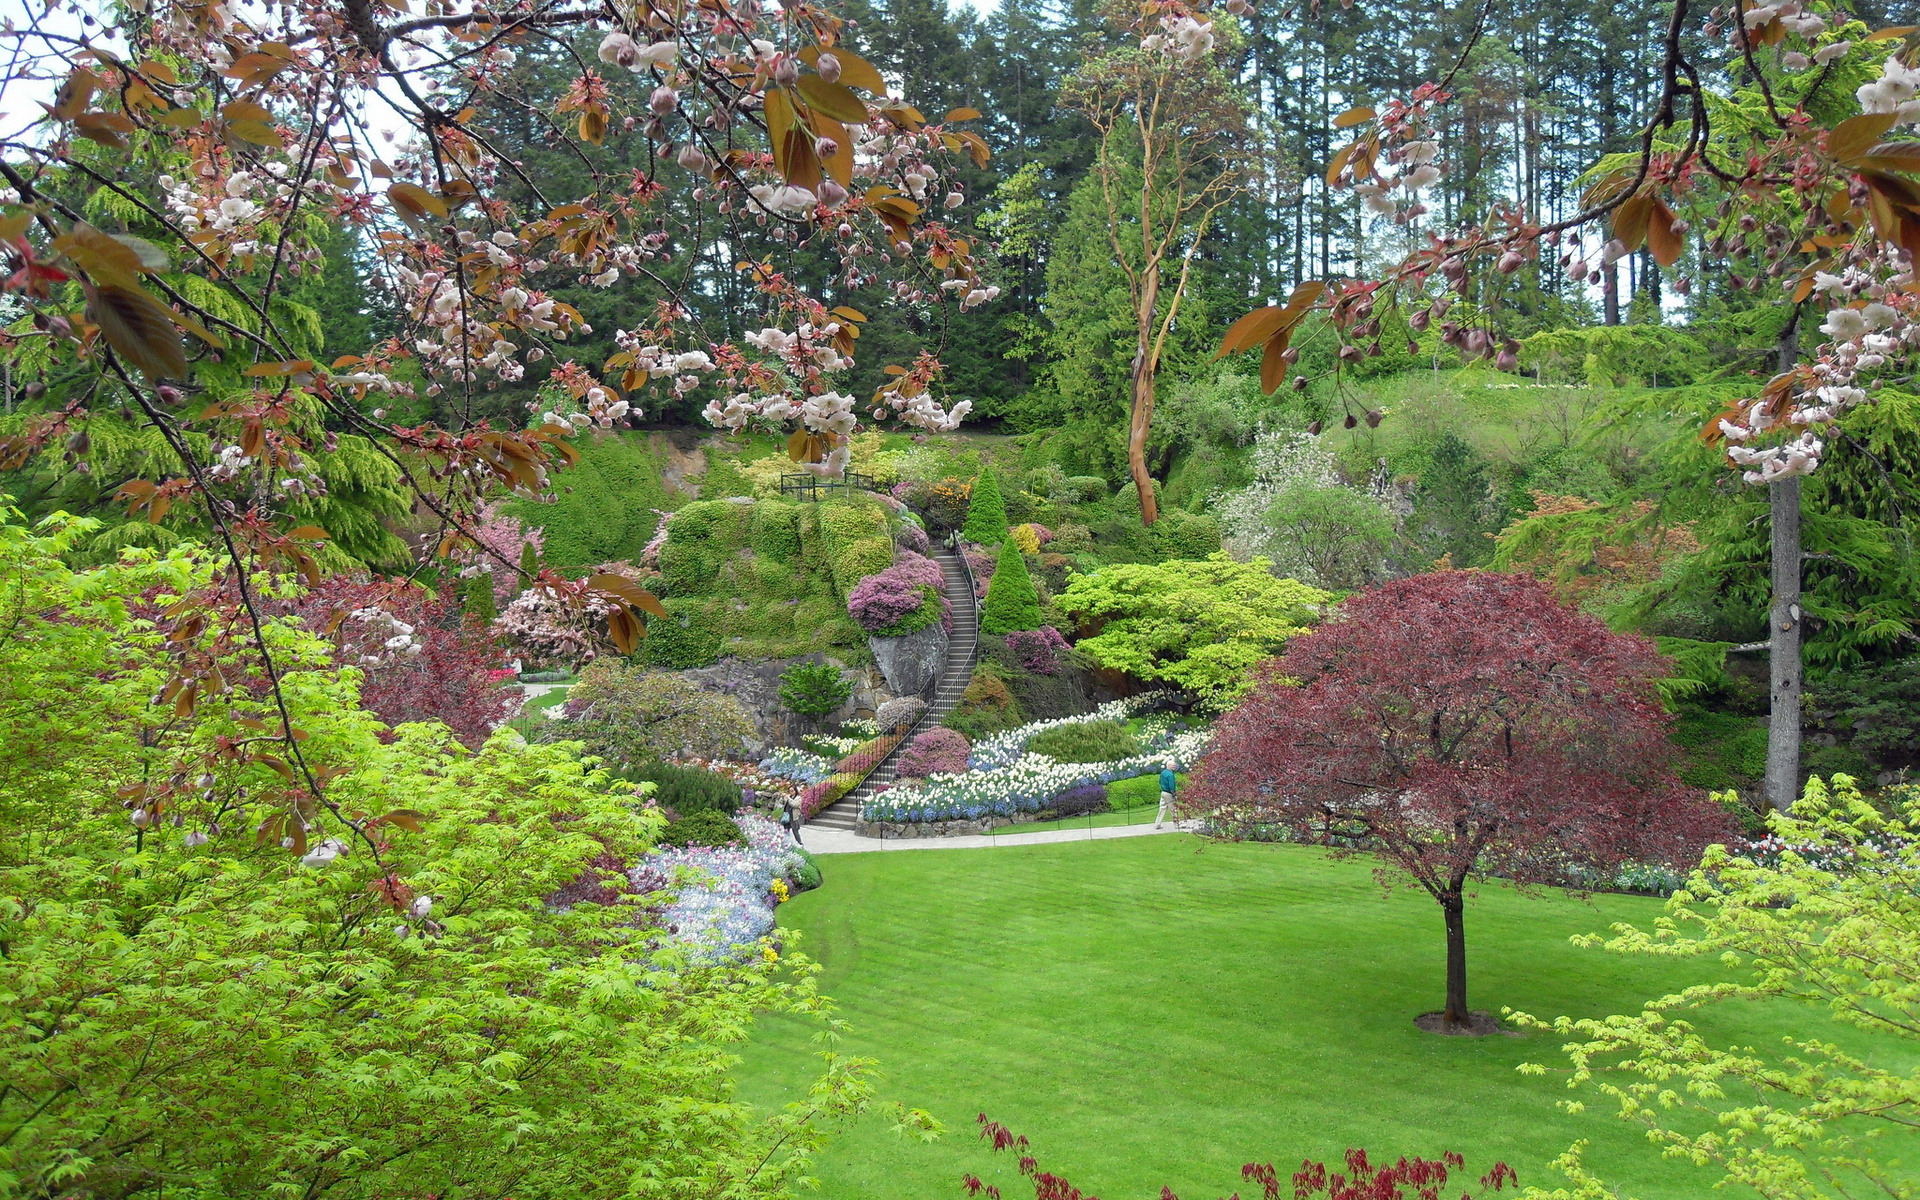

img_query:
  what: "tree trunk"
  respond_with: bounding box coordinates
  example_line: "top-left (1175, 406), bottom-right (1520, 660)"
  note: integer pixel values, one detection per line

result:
top-left (1766, 475), bottom-right (1803, 812)
top-left (1130, 265), bottom-right (1161, 527)
top-left (1441, 890), bottom-right (1469, 1026)
top-left (1764, 313), bottom-right (1803, 814)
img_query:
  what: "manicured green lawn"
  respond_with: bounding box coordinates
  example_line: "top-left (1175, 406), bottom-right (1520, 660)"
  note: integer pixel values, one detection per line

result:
top-left (733, 836), bottom-right (1897, 1200)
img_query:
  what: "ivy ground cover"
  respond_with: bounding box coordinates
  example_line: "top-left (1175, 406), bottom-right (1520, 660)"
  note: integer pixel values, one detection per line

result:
top-left (732, 836), bottom-right (1910, 1200)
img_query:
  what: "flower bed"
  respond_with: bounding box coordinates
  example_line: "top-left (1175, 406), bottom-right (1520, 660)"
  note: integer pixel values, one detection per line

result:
top-left (760, 747), bottom-right (834, 786)
top-left (864, 729), bottom-right (1210, 824)
top-left (968, 693), bottom-right (1171, 770)
top-left (798, 732), bottom-right (905, 818)
top-left (635, 813), bottom-right (807, 962)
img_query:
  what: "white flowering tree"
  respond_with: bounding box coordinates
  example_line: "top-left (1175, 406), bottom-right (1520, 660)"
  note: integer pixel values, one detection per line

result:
top-left (0, 0), bottom-right (994, 857)
top-left (1062, 0), bottom-right (1251, 526)
top-left (1212, 0), bottom-right (1920, 811)
top-left (1215, 426), bottom-right (1397, 589)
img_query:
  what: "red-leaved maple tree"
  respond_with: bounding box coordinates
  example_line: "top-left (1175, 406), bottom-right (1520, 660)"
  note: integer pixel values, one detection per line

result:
top-left (1184, 571), bottom-right (1730, 1031)
top-left (962, 1116), bottom-right (1517, 1200)
top-left (279, 576), bottom-right (520, 749)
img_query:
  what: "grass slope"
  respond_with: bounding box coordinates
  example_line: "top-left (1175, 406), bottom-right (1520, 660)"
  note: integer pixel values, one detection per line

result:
top-left (734, 837), bottom-right (1889, 1200)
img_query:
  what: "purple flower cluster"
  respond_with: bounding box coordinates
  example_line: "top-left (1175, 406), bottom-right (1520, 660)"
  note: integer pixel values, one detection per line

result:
top-left (895, 521), bottom-right (931, 555)
top-left (1005, 626), bottom-right (1071, 675)
top-left (895, 727), bottom-right (972, 779)
top-left (848, 550), bottom-right (950, 635)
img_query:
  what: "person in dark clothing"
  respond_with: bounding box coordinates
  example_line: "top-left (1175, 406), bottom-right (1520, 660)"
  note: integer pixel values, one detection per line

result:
top-left (781, 795), bottom-right (803, 846)
top-left (1156, 763), bottom-right (1178, 829)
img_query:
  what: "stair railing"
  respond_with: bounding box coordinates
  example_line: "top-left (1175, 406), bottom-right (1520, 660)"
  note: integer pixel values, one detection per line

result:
top-left (817, 536), bottom-right (979, 826)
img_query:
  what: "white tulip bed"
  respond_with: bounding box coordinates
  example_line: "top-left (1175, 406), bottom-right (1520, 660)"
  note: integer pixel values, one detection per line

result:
top-left (863, 696), bottom-right (1210, 824)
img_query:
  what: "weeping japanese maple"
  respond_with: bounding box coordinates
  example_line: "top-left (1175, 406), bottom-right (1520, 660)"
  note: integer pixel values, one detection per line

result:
top-left (1186, 571), bottom-right (1730, 1031)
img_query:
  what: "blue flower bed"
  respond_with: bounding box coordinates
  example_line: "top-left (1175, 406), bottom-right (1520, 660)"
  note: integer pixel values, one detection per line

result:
top-left (634, 813), bottom-right (806, 961)
top-left (760, 748), bottom-right (833, 785)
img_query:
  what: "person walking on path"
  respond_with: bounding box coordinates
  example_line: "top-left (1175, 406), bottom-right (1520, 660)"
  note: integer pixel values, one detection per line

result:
top-left (781, 795), bottom-right (804, 846)
top-left (1155, 763), bottom-right (1178, 829)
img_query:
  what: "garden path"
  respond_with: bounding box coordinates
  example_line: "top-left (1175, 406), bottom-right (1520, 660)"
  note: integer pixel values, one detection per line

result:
top-left (800, 820), bottom-right (1203, 855)
top-left (809, 545), bottom-right (979, 831)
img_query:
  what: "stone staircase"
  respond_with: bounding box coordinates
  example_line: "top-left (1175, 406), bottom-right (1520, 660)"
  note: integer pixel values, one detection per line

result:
top-left (808, 547), bottom-right (979, 833)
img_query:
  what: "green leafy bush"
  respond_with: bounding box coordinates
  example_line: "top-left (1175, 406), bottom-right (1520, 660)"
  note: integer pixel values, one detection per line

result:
top-left (640, 598), bottom-right (725, 668)
top-left (626, 761), bottom-right (743, 815)
top-left (1150, 509), bottom-right (1223, 560)
top-left (962, 468), bottom-right (1010, 544)
top-left (980, 540), bottom-right (1043, 635)
top-left (1063, 476), bottom-right (1108, 503)
top-left (1027, 719), bottom-right (1138, 763)
top-left (658, 809), bottom-right (746, 848)
top-left (780, 661), bottom-right (853, 717)
top-left (0, 508), bottom-right (843, 1197)
top-left (750, 501), bottom-right (803, 561)
top-left (540, 659), bottom-right (754, 766)
top-left (788, 847), bottom-right (823, 891)
top-left (945, 664), bottom-right (1025, 740)
top-left (505, 430), bottom-right (681, 568)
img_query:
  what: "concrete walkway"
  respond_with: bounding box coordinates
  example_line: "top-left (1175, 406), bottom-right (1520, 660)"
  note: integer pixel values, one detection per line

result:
top-left (797, 820), bottom-right (1203, 855)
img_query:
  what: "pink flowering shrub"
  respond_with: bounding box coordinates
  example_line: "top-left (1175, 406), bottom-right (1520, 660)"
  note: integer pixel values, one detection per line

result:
top-left (1005, 626), bottom-right (1072, 675)
top-left (848, 550), bottom-right (950, 636)
top-left (451, 500), bottom-right (545, 606)
top-left (964, 546), bottom-right (996, 600)
top-left (895, 521), bottom-right (931, 555)
top-left (895, 728), bottom-right (971, 779)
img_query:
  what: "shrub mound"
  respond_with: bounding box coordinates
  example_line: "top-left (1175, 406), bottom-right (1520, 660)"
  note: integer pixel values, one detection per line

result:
top-left (896, 728), bottom-right (972, 779)
top-left (658, 809), bottom-right (746, 849)
top-left (627, 761), bottom-right (743, 815)
top-left (1027, 719), bottom-right (1138, 764)
top-left (848, 550), bottom-right (949, 636)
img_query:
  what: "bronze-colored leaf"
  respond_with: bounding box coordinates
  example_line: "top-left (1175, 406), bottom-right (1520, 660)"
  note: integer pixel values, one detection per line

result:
top-left (1645, 198), bottom-right (1683, 267)
top-left (945, 107), bottom-right (982, 122)
top-left (55, 221), bottom-right (150, 289)
top-left (1259, 326), bottom-right (1296, 394)
top-left (387, 182), bottom-right (449, 221)
top-left (87, 283), bottom-right (187, 379)
top-left (1611, 191), bottom-right (1654, 252)
top-left (1333, 106), bottom-right (1375, 128)
top-left (606, 605), bottom-right (642, 655)
top-left (798, 76), bottom-right (868, 124)
top-left (577, 108), bottom-right (607, 146)
top-left (1828, 112), bottom-right (1899, 166)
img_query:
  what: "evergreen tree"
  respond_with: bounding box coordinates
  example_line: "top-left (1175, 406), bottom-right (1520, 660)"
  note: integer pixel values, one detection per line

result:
top-left (962, 469), bottom-right (1011, 544)
top-left (980, 540), bottom-right (1043, 634)
top-left (1412, 435), bottom-right (1499, 568)
top-left (463, 573), bottom-right (499, 625)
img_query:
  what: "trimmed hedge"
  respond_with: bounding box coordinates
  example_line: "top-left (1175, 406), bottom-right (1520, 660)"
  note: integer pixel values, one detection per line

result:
top-left (657, 809), bottom-right (745, 848)
top-left (961, 469), bottom-right (1009, 544)
top-left (628, 761), bottom-right (743, 816)
top-left (1026, 719), bottom-right (1138, 763)
top-left (980, 540), bottom-right (1043, 635)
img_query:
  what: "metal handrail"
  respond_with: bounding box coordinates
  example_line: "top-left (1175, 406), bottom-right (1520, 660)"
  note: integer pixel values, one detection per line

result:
top-left (778, 471), bottom-right (879, 501)
top-left (831, 536), bottom-right (979, 824)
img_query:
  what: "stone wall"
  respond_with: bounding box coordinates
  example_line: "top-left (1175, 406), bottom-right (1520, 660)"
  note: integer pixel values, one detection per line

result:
top-left (852, 816), bottom-right (1019, 839)
top-left (680, 653), bottom-right (902, 751)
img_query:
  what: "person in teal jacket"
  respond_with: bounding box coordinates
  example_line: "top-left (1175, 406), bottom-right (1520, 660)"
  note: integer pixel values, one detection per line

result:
top-left (1155, 763), bottom-right (1178, 829)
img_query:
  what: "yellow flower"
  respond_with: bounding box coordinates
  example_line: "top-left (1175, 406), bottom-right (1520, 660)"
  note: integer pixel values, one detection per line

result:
top-left (771, 878), bottom-right (791, 903)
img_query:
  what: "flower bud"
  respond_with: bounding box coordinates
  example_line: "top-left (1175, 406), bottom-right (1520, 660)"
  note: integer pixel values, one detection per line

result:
top-left (774, 55), bottom-right (800, 88)
top-left (816, 52), bottom-right (842, 82)
top-left (649, 85), bottom-right (679, 116)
